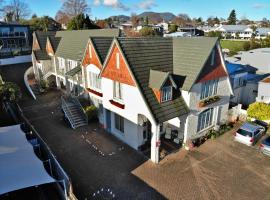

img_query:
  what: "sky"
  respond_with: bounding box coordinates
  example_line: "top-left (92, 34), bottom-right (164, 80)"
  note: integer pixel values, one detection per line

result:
top-left (25, 0), bottom-right (270, 20)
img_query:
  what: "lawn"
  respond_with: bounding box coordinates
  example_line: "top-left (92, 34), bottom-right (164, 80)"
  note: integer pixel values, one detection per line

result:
top-left (220, 40), bottom-right (247, 55)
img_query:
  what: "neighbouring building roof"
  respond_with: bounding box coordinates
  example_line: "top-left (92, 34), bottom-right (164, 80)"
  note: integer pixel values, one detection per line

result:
top-left (257, 28), bottom-right (270, 35)
top-left (246, 73), bottom-right (270, 83)
top-left (231, 48), bottom-right (270, 74)
top-left (117, 37), bottom-right (189, 123)
top-left (55, 29), bottom-right (120, 62)
top-left (226, 61), bottom-right (257, 75)
top-left (218, 25), bottom-right (250, 32)
top-left (90, 37), bottom-right (115, 64)
top-left (261, 76), bottom-right (270, 83)
top-left (173, 37), bottom-right (219, 91)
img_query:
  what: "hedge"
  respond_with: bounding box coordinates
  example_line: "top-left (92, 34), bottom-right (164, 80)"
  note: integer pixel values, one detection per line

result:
top-left (247, 102), bottom-right (270, 120)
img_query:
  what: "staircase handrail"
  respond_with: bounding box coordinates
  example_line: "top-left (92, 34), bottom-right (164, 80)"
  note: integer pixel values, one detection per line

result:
top-left (71, 95), bottom-right (88, 124)
top-left (61, 96), bottom-right (75, 129)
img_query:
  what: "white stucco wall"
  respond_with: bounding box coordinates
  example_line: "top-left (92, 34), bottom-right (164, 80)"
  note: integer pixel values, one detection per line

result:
top-left (182, 76), bottom-right (231, 140)
top-left (257, 82), bottom-right (270, 103)
top-left (241, 82), bottom-right (258, 106)
top-left (101, 77), bottom-right (157, 149)
top-left (108, 111), bottom-right (143, 149)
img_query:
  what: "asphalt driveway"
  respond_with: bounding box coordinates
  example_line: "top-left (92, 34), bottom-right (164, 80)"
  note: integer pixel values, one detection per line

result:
top-left (20, 91), bottom-right (165, 200)
top-left (133, 125), bottom-right (270, 200)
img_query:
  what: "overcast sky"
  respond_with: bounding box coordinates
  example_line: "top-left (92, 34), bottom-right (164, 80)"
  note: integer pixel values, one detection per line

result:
top-left (25, 0), bottom-right (270, 20)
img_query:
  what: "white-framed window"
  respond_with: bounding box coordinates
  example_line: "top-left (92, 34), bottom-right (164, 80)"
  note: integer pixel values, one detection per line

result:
top-left (197, 108), bottom-right (214, 132)
top-left (200, 79), bottom-right (219, 100)
top-left (116, 52), bottom-right (120, 69)
top-left (113, 81), bottom-right (122, 100)
top-left (67, 59), bottom-right (76, 71)
top-left (58, 57), bottom-right (65, 70)
top-left (115, 113), bottom-right (124, 133)
top-left (211, 49), bottom-right (215, 66)
top-left (161, 86), bottom-right (172, 102)
top-left (88, 71), bottom-right (101, 90)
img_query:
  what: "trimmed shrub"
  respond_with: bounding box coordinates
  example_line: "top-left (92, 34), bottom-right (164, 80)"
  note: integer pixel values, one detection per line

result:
top-left (247, 102), bottom-right (270, 121)
top-left (85, 105), bottom-right (98, 121)
top-left (0, 82), bottom-right (21, 102)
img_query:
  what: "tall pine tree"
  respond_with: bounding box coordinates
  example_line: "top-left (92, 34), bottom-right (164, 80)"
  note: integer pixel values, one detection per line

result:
top-left (228, 9), bottom-right (237, 25)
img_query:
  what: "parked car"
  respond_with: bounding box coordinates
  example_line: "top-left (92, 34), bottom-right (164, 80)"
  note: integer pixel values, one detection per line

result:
top-left (234, 122), bottom-right (265, 146)
top-left (260, 136), bottom-right (270, 156)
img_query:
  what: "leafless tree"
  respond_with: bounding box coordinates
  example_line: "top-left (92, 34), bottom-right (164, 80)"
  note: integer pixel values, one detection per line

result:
top-left (131, 13), bottom-right (139, 27)
top-left (55, 10), bottom-right (70, 25)
top-left (60, 0), bottom-right (90, 18)
top-left (2, 0), bottom-right (31, 21)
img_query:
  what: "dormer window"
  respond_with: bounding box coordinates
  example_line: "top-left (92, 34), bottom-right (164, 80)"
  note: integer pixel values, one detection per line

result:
top-left (161, 86), bottom-right (172, 102)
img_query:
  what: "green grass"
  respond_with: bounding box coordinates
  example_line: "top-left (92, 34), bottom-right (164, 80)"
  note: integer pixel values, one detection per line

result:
top-left (220, 40), bottom-right (246, 55)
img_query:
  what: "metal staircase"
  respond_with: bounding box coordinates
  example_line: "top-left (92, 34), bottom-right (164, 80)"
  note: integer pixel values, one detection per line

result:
top-left (61, 95), bottom-right (88, 129)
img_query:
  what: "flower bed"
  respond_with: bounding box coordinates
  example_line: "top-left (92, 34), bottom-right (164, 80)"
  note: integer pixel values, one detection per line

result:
top-left (199, 96), bottom-right (221, 108)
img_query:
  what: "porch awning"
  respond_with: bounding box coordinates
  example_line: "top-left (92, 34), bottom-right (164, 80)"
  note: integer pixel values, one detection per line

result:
top-left (0, 125), bottom-right (56, 195)
top-left (65, 65), bottom-right (82, 77)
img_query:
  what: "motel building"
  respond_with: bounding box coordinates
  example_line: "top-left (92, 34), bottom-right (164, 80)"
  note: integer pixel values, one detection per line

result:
top-left (31, 30), bottom-right (232, 163)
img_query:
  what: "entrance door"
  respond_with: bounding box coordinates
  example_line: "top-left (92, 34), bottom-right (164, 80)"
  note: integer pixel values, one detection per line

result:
top-left (143, 121), bottom-right (152, 143)
top-left (105, 109), bottom-right (111, 132)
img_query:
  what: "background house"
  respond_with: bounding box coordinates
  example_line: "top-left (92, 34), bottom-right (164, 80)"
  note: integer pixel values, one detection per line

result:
top-left (230, 48), bottom-right (270, 74)
top-left (0, 22), bottom-right (31, 58)
top-left (257, 76), bottom-right (270, 103)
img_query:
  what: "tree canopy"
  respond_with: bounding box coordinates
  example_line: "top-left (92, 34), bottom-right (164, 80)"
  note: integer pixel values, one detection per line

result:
top-left (228, 9), bottom-right (237, 25)
top-left (67, 13), bottom-right (100, 30)
top-left (1, 0), bottom-right (31, 22)
top-left (247, 102), bottom-right (270, 121)
top-left (0, 81), bottom-right (21, 103)
top-left (20, 16), bottom-right (61, 31)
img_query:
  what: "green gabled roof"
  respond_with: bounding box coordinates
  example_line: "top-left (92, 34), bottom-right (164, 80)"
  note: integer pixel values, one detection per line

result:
top-left (55, 29), bottom-right (120, 62)
top-left (149, 69), bottom-right (171, 89)
top-left (35, 31), bottom-right (56, 50)
top-left (33, 31), bottom-right (57, 61)
top-left (117, 37), bottom-right (189, 124)
top-left (91, 37), bottom-right (114, 64)
top-left (173, 37), bottom-right (218, 91)
top-left (34, 50), bottom-right (50, 60)
top-left (48, 36), bottom-right (61, 52)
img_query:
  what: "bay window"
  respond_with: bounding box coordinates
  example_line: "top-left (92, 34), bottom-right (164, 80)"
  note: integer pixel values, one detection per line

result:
top-left (197, 108), bottom-right (214, 132)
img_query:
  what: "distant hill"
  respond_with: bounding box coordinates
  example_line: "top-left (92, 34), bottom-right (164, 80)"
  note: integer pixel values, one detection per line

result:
top-left (138, 12), bottom-right (176, 23)
top-left (109, 12), bottom-right (176, 24)
top-left (110, 15), bottom-right (130, 22)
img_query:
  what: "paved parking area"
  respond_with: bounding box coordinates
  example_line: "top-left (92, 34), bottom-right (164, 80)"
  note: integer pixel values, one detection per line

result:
top-left (20, 91), bottom-right (165, 200)
top-left (133, 126), bottom-right (270, 200)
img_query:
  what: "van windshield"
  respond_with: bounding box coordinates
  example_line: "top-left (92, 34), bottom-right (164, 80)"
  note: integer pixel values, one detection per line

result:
top-left (237, 129), bottom-right (253, 137)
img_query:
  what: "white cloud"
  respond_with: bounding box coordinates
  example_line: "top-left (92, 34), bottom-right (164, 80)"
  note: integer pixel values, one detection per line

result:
top-left (252, 3), bottom-right (267, 9)
top-left (137, 0), bottom-right (157, 10)
top-left (93, 0), bottom-right (129, 11)
top-left (93, 0), bottom-right (101, 6)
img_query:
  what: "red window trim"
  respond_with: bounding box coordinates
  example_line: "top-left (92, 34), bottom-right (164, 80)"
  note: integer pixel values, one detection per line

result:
top-left (109, 99), bottom-right (125, 109)
top-left (86, 88), bottom-right (103, 97)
